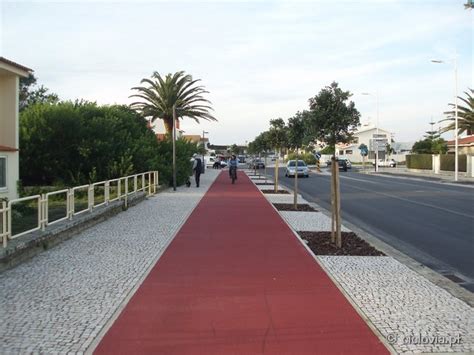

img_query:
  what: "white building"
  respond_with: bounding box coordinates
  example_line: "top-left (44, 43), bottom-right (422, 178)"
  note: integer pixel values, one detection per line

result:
top-left (0, 57), bottom-right (32, 200)
top-left (335, 124), bottom-right (411, 163)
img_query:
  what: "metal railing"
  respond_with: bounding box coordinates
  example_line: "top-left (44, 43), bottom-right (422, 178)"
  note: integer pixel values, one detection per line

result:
top-left (0, 171), bottom-right (158, 248)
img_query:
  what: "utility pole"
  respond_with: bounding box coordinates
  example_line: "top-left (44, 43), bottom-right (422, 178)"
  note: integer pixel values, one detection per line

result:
top-left (172, 105), bottom-right (177, 191)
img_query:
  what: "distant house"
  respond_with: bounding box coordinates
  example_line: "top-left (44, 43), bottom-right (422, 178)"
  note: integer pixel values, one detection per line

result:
top-left (334, 124), bottom-right (413, 163)
top-left (335, 124), bottom-right (392, 162)
top-left (446, 135), bottom-right (474, 155)
top-left (0, 57), bottom-right (32, 200)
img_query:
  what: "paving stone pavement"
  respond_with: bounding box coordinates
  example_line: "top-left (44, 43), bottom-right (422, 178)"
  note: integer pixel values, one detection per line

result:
top-left (319, 256), bottom-right (474, 354)
top-left (0, 170), bottom-right (220, 354)
top-left (280, 211), bottom-right (351, 232)
top-left (261, 193), bottom-right (307, 204)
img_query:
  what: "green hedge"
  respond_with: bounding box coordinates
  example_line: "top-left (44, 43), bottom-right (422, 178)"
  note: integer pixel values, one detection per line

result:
top-left (440, 155), bottom-right (467, 172)
top-left (286, 152), bottom-right (317, 165)
top-left (20, 102), bottom-right (198, 187)
top-left (406, 154), bottom-right (432, 170)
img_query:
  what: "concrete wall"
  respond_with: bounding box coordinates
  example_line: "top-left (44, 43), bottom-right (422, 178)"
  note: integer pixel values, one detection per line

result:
top-left (0, 73), bottom-right (20, 200)
top-left (0, 74), bottom-right (19, 149)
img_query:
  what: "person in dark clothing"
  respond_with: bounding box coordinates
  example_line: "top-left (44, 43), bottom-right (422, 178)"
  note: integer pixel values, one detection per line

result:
top-left (192, 154), bottom-right (202, 187)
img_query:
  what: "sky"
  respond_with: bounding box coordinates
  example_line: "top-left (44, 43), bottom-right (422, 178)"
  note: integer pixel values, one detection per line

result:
top-left (0, 0), bottom-right (472, 145)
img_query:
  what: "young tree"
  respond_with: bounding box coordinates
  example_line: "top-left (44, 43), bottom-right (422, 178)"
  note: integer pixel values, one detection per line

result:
top-left (385, 144), bottom-right (395, 159)
top-left (287, 111), bottom-right (309, 209)
top-left (307, 82), bottom-right (360, 247)
top-left (267, 118), bottom-right (288, 192)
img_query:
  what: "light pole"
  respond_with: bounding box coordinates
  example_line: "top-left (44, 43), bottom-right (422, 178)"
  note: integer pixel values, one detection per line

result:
top-left (431, 58), bottom-right (459, 182)
top-left (202, 130), bottom-right (208, 174)
top-left (362, 92), bottom-right (380, 172)
top-left (172, 105), bottom-right (177, 191)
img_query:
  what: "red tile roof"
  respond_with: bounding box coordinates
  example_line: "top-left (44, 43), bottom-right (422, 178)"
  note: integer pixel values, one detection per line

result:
top-left (0, 145), bottom-right (18, 152)
top-left (446, 135), bottom-right (474, 146)
top-left (0, 57), bottom-right (33, 72)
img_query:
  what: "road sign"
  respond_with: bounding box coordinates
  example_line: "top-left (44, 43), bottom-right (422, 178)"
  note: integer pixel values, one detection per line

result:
top-left (369, 139), bottom-right (387, 151)
top-left (359, 146), bottom-right (368, 156)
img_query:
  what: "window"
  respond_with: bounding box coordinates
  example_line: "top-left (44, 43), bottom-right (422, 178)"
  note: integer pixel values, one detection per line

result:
top-left (353, 137), bottom-right (359, 144)
top-left (339, 150), bottom-right (344, 155)
top-left (345, 150), bottom-right (353, 155)
top-left (0, 157), bottom-right (6, 188)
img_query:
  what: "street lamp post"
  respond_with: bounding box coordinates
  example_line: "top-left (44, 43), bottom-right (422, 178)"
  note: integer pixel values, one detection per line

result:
top-left (431, 58), bottom-right (459, 182)
top-left (172, 105), bottom-right (177, 191)
top-left (362, 92), bottom-right (380, 172)
top-left (202, 130), bottom-right (208, 174)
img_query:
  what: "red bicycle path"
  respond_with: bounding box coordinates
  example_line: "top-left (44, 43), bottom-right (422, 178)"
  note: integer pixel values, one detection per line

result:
top-left (94, 171), bottom-right (388, 355)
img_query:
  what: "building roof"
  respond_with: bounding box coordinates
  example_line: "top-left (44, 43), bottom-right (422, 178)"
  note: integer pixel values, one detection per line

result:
top-left (446, 135), bottom-right (474, 146)
top-left (0, 57), bottom-right (33, 73)
top-left (0, 145), bottom-right (18, 152)
top-left (354, 125), bottom-right (392, 136)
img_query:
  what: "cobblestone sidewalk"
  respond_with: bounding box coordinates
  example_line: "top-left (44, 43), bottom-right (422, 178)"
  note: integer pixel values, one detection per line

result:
top-left (0, 170), bottom-right (220, 354)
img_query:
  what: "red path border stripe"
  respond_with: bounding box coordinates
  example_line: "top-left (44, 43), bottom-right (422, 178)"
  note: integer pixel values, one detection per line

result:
top-left (95, 171), bottom-right (388, 355)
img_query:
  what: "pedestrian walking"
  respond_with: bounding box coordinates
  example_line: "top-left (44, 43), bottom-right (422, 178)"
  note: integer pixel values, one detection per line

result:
top-left (192, 153), bottom-right (202, 187)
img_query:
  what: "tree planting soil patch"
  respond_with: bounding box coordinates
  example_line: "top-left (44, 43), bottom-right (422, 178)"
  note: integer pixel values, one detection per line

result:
top-left (273, 203), bottom-right (318, 212)
top-left (254, 182), bottom-right (274, 185)
top-left (261, 189), bottom-right (289, 194)
top-left (299, 231), bottom-right (385, 256)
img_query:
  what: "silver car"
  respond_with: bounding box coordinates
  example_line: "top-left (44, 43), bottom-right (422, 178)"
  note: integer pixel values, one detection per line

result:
top-left (285, 160), bottom-right (309, 178)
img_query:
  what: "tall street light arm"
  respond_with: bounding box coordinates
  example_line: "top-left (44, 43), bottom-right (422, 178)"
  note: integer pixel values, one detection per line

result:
top-left (431, 57), bottom-right (459, 182)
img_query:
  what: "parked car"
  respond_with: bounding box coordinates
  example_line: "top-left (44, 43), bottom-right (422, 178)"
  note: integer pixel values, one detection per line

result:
top-left (327, 157), bottom-right (352, 170)
top-left (338, 159), bottom-right (349, 172)
top-left (250, 159), bottom-right (265, 169)
top-left (285, 160), bottom-right (309, 178)
top-left (373, 159), bottom-right (396, 167)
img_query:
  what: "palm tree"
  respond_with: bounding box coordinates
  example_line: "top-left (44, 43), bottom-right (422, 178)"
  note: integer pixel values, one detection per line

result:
top-left (439, 88), bottom-right (474, 136)
top-left (130, 71), bottom-right (217, 133)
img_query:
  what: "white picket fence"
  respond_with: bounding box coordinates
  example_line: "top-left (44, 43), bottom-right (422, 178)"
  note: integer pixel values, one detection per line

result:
top-left (0, 171), bottom-right (158, 248)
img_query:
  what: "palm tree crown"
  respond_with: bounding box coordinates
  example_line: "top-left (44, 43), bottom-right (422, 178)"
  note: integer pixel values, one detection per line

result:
top-left (440, 88), bottom-right (474, 136)
top-left (130, 71), bottom-right (217, 133)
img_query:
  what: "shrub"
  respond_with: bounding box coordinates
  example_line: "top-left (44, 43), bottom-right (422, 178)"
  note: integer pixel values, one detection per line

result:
top-left (406, 154), bottom-right (432, 170)
top-left (440, 154), bottom-right (467, 172)
top-left (286, 152), bottom-right (317, 165)
top-left (20, 102), bottom-right (198, 188)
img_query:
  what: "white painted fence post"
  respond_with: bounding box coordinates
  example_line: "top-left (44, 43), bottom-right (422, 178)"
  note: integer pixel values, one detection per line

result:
top-left (68, 189), bottom-right (74, 219)
top-left (124, 178), bottom-right (128, 208)
top-left (40, 194), bottom-right (47, 231)
top-left (467, 155), bottom-right (474, 178)
top-left (2, 201), bottom-right (7, 248)
top-left (88, 185), bottom-right (94, 212)
top-left (105, 181), bottom-right (110, 205)
top-left (432, 154), bottom-right (440, 174)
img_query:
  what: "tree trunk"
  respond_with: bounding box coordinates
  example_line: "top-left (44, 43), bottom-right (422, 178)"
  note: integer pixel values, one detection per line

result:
top-left (274, 149), bottom-right (279, 193)
top-left (293, 147), bottom-right (299, 210)
top-left (331, 157), bottom-right (336, 243)
top-left (163, 116), bottom-right (175, 135)
top-left (335, 161), bottom-right (342, 248)
top-left (264, 154), bottom-right (267, 183)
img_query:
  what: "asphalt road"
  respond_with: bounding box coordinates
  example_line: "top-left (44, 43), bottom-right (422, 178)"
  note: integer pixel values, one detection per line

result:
top-left (263, 166), bottom-right (474, 291)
